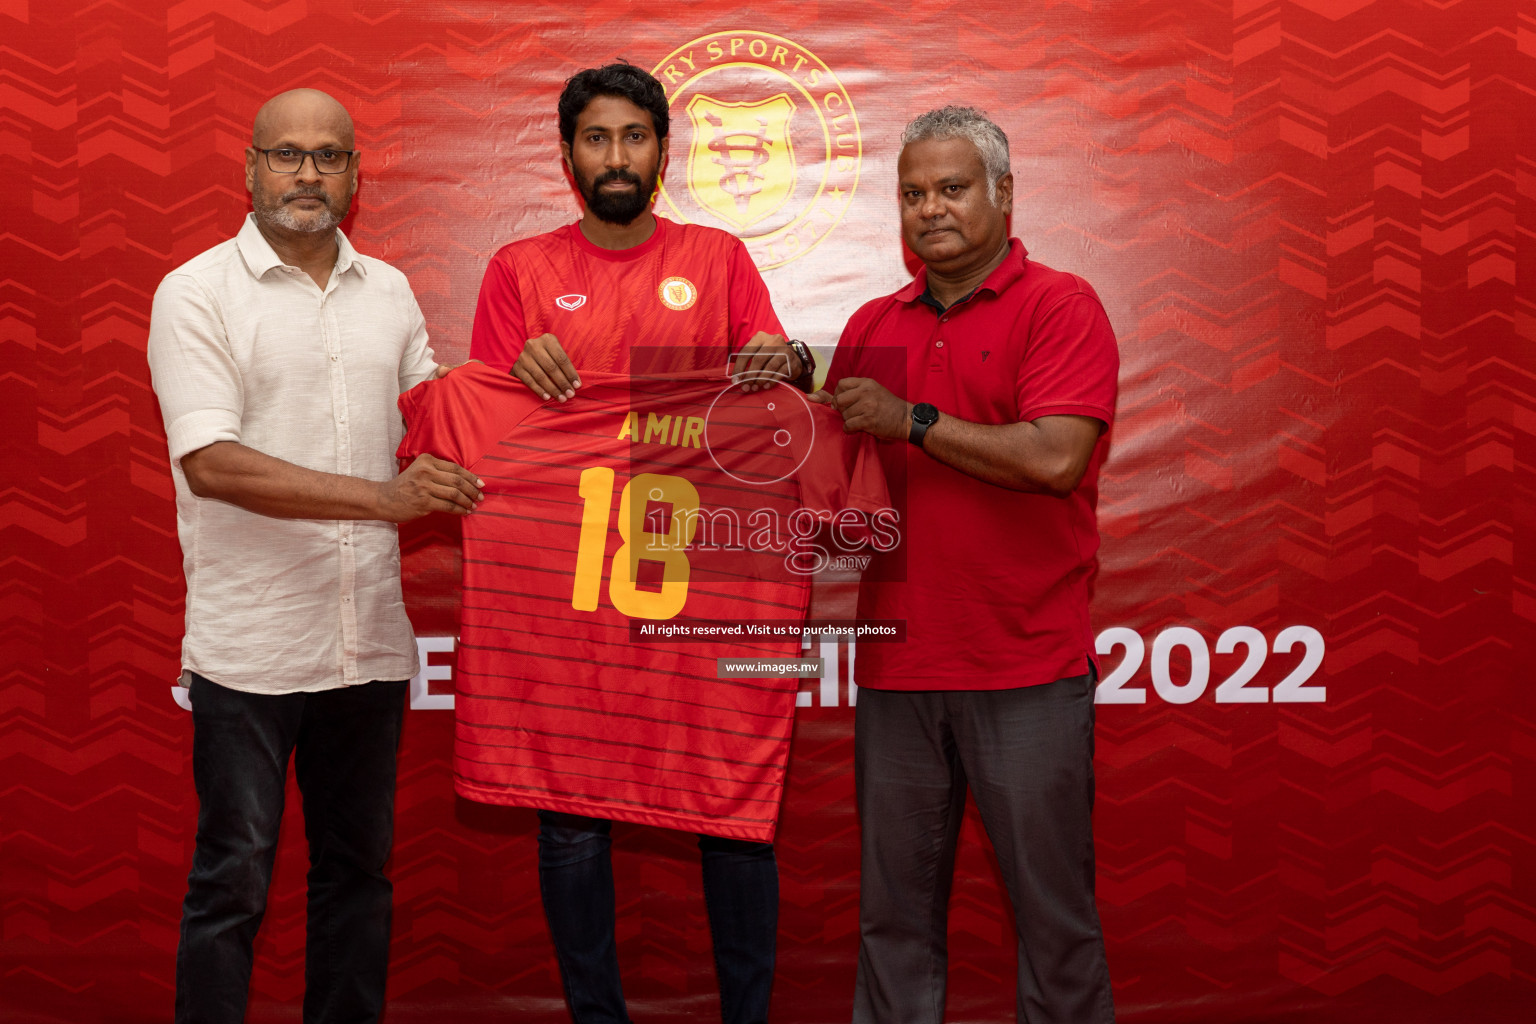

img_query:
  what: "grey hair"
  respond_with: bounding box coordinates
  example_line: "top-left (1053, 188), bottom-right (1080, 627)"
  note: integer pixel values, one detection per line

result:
top-left (901, 106), bottom-right (1011, 204)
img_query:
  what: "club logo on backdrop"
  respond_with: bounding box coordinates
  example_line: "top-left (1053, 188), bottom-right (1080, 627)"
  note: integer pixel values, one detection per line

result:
top-left (651, 32), bottom-right (861, 270)
top-left (686, 94), bottom-right (798, 230)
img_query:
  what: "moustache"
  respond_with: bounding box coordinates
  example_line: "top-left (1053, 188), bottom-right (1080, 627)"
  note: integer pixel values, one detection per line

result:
top-left (593, 169), bottom-right (644, 189)
top-left (282, 189), bottom-right (331, 204)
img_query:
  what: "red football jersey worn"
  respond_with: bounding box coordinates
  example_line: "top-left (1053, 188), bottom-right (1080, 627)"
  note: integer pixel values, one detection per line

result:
top-left (469, 217), bottom-right (785, 374)
top-left (398, 363), bottom-right (889, 841)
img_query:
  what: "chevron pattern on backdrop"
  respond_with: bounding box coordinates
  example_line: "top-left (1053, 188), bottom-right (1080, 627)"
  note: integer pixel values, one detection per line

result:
top-left (2, 1), bottom-right (1532, 1021)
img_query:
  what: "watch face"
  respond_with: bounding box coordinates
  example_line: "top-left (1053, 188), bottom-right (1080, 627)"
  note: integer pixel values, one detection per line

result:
top-left (913, 403), bottom-right (938, 424)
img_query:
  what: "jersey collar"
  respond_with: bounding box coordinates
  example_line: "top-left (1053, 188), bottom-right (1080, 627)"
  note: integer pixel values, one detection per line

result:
top-left (567, 213), bottom-right (669, 261)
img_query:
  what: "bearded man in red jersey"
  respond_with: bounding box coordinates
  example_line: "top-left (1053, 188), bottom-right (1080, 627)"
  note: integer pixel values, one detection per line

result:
top-left (466, 62), bottom-right (810, 1024)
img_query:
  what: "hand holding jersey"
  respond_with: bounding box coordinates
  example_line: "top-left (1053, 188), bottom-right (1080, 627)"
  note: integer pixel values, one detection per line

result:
top-left (811, 375), bottom-right (914, 442)
top-left (728, 331), bottom-right (808, 392)
top-left (510, 332), bottom-right (581, 400)
top-left (378, 453), bottom-right (484, 519)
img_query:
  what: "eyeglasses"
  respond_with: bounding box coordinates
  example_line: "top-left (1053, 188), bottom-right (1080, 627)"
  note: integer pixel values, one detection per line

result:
top-left (253, 147), bottom-right (358, 174)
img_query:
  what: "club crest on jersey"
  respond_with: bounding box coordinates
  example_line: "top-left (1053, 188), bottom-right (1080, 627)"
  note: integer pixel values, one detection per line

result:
top-left (658, 276), bottom-right (698, 311)
top-left (555, 294), bottom-right (587, 311)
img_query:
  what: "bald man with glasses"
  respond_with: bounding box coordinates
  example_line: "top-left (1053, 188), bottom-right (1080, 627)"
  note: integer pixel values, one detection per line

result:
top-left (148, 88), bottom-right (482, 1024)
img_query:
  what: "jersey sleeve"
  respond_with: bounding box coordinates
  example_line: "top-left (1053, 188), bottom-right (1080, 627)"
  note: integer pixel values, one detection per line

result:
top-left (469, 250), bottom-right (528, 372)
top-left (1016, 286), bottom-right (1118, 427)
top-left (724, 237), bottom-right (786, 352)
top-left (793, 404), bottom-right (892, 517)
top-left (397, 362), bottom-right (543, 471)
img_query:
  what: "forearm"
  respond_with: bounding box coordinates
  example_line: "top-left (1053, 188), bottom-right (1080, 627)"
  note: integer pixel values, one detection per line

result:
top-left (828, 376), bottom-right (1102, 495)
top-left (181, 441), bottom-right (385, 520)
top-left (920, 416), bottom-right (1092, 497)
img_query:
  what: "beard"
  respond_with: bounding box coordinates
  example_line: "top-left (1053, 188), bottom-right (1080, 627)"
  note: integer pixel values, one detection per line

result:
top-left (579, 167), bottom-right (654, 225)
top-left (252, 178), bottom-right (350, 234)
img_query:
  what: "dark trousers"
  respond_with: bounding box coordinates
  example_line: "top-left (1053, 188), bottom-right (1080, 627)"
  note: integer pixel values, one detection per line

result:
top-left (537, 811), bottom-right (778, 1024)
top-left (174, 673), bottom-right (408, 1024)
top-left (853, 674), bottom-right (1114, 1024)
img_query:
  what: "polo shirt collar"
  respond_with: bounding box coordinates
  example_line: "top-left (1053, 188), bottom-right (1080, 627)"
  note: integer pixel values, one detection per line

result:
top-left (896, 237), bottom-right (1030, 307)
top-left (235, 212), bottom-right (366, 280)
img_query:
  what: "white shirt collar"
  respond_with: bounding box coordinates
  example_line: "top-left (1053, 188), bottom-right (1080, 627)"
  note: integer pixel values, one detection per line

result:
top-left (235, 212), bottom-right (367, 281)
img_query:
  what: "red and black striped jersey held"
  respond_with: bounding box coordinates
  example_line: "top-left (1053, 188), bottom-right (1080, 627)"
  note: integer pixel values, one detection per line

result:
top-left (398, 363), bottom-right (890, 841)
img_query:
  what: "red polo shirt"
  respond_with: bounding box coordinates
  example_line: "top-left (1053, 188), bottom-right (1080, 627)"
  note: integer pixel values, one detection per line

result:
top-left (824, 239), bottom-right (1118, 691)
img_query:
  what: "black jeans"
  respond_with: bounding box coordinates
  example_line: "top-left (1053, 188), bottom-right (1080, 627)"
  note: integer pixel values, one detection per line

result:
top-left (537, 811), bottom-right (778, 1024)
top-left (173, 673), bottom-right (407, 1024)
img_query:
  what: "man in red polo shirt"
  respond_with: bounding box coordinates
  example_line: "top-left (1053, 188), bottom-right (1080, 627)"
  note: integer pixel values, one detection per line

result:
top-left (817, 106), bottom-right (1118, 1023)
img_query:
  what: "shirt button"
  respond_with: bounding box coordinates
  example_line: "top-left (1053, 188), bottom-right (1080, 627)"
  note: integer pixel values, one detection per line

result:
top-left (936, 340), bottom-right (945, 348)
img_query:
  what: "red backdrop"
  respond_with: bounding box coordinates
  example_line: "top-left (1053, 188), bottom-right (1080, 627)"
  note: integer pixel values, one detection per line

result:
top-left (3, 1), bottom-right (1534, 1021)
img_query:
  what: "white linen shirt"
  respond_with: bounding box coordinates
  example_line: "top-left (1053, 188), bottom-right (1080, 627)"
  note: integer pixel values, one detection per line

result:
top-left (148, 214), bottom-right (437, 694)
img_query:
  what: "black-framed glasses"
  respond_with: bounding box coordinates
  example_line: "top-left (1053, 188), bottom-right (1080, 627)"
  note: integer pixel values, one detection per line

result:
top-left (253, 147), bottom-right (358, 174)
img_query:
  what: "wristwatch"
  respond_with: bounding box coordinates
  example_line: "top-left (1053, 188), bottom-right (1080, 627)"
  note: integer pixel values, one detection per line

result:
top-left (786, 338), bottom-right (817, 392)
top-left (909, 402), bottom-right (939, 448)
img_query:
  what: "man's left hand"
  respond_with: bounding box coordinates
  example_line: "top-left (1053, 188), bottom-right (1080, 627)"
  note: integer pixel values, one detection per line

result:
top-left (729, 332), bottom-right (802, 393)
top-left (827, 377), bottom-right (911, 442)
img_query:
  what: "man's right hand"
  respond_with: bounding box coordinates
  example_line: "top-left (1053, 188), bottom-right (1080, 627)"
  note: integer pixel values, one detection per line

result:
top-left (377, 454), bottom-right (484, 521)
top-left (512, 333), bottom-right (580, 401)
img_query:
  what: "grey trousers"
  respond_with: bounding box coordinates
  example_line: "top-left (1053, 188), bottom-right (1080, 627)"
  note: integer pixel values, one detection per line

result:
top-left (852, 673), bottom-right (1114, 1024)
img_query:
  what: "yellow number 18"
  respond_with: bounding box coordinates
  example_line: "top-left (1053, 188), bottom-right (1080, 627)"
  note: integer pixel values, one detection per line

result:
top-left (570, 468), bottom-right (701, 620)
